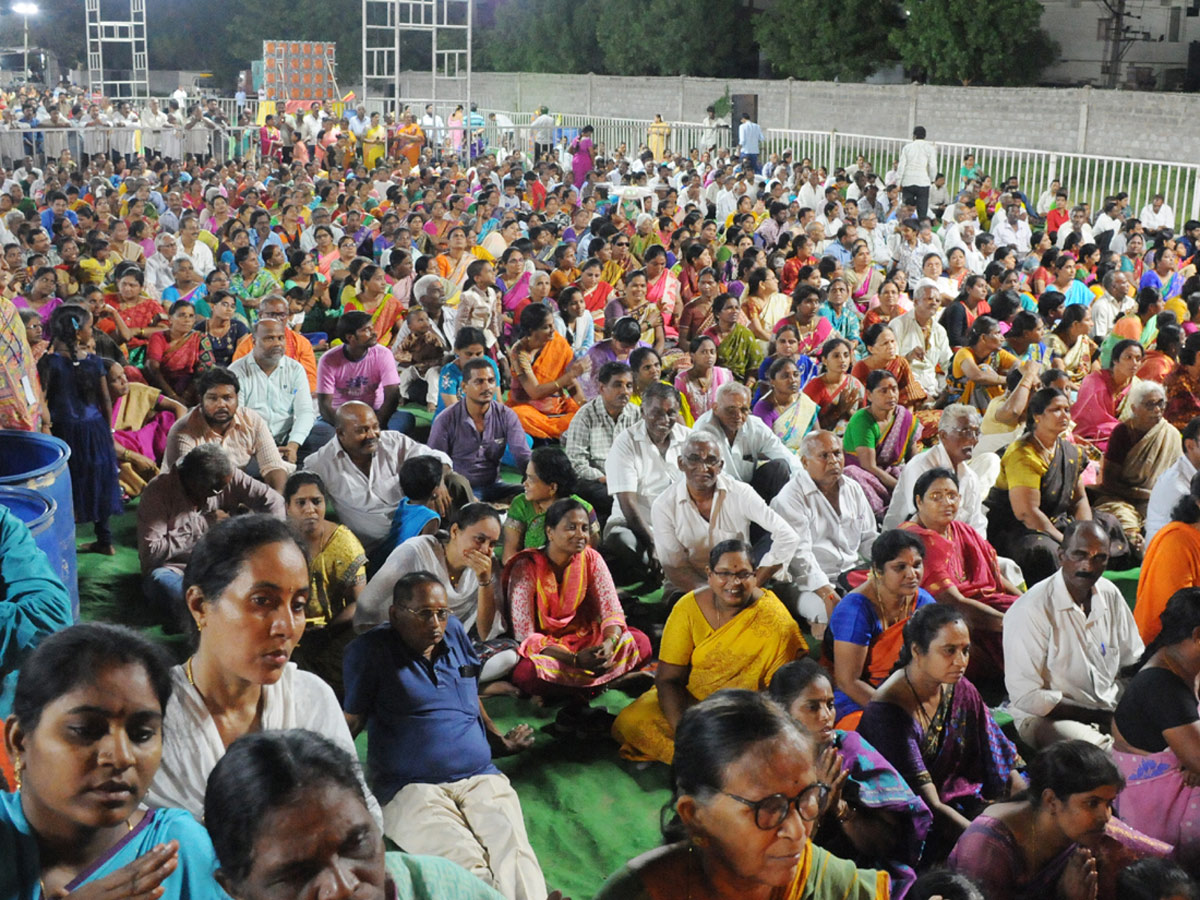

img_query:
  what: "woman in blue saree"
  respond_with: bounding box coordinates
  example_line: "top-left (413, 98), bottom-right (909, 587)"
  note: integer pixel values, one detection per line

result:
top-left (1, 623), bottom-right (224, 900)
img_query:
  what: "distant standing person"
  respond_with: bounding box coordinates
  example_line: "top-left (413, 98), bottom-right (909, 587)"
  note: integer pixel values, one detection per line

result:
top-left (530, 106), bottom-right (555, 163)
top-left (896, 125), bottom-right (938, 219)
top-left (738, 113), bottom-right (764, 173)
top-left (570, 125), bottom-right (595, 191)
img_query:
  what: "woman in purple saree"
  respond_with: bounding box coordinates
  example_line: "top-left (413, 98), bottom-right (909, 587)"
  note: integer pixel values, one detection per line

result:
top-left (949, 740), bottom-right (1172, 900)
top-left (858, 605), bottom-right (1023, 863)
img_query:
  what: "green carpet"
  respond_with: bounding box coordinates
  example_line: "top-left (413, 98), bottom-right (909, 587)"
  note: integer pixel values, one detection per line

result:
top-left (75, 500), bottom-right (674, 899)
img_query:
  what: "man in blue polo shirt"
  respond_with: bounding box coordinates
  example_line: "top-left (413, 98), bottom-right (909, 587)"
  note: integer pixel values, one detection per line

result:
top-left (343, 571), bottom-right (551, 900)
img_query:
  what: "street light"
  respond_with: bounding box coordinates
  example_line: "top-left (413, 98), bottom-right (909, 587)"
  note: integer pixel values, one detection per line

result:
top-left (12, 3), bottom-right (38, 85)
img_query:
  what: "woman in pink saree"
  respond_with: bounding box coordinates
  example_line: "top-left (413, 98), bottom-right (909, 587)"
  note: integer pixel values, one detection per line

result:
top-left (104, 358), bottom-right (185, 497)
top-left (498, 245), bottom-right (532, 342)
top-left (643, 245), bottom-right (681, 341)
top-left (1073, 338), bottom-right (1144, 453)
top-left (570, 125), bottom-right (595, 190)
top-left (1113, 587), bottom-right (1200, 873)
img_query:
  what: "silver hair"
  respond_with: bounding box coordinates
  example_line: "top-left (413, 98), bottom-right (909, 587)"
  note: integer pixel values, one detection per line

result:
top-left (938, 403), bottom-right (981, 433)
top-left (1102, 269), bottom-right (1122, 295)
top-left (715, 381), bottom-right (751, 403)
top-left (681, 430), bottom-right (721, 457)
top-left (912, 281), bottom-right (939, 303)
top-left (412, 273), bottom-right (442, 302)
top-left (170, 256), bottom-right (194, 275)
top-left (155, 231), bottom-right (177, 250)
top-left (800, 429), bottom-right (839, 459)
top-left (1128, 379), bottom-right (1165, 408)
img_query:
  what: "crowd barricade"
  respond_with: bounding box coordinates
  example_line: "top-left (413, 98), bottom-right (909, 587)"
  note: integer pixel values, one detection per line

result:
top-left (0, 125), bottom-right (265, 169)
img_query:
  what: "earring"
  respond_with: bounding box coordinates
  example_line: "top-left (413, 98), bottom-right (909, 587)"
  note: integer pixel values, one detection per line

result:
top-left (13, 755), bottom-right (22, 791)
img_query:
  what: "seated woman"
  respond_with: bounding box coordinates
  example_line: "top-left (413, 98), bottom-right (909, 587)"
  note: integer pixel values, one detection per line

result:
top-left (344, 263), bottom-right (405, 347)
top-left (1045, 304), bottom-right (1097, 388)
top-left (859, 604), bottom-right (1024, 864)
top-left (502, 498), bottom-right (651, 701)
top-left (612, 539), bottom-right (805, 764)
top-left (676, 264), bottom-right (722, 345)
top-left (553, 284), bottom-right (596, 360)
top-left (145, 299), bottom-right (212, 406)
top-left (756, 324), bottom-right (820, 385)
top-left (595, 690), bottom-right (889, 900)
top-left (1166, 331), bottom-right (1200, 429)
top-left (1134, 473), bottom-right (1200, 644)
top-left (2, 623), bottom-right (225, 900)
top-left (900, 467), bottom-right (1020, 686)
top-left (605, 269), bottom-right (665, 352)
top-left (1074, 338), bottom-right (1145, 453)
top-left (501, 445), bottom-right (600, 564)
top-left (804, 337), bottom-right (866, 435)
top-left (194, 289), bottom-right (249, 369)
top-left (828, 528), bottom-right (935, 730)
top-left (1090, 380), bottom-right (1182, 557)
top-left (1138, 323), bottom-right (1182, 385)
top-left (105, 359), bottom-right (186, 498)
top-left (1113, 587), bottom-right (1200, 871)
top-left (843, 369), bottom-right (921, 517)
top-left (752, 356), bottom-right (819, 451)
top-left (506, 303), bottom-right (586, 440)
top-left (675, 335), bottom-right (733, 420)
top-left (949, 740), bottom-right (1172, 900)
top-left (282, 472), bottom-right (366, 699)
top-left (706, 292), bottom-right (764, 384)
top-left (630, 345), bottom-right (694, 425)
top-left (985, 387), bottom-right (1114, 587)
top-left (945, 316), bottom-right (1017, 414)
top-left (778, 284), bottom-right (834, 358)
top-left (107, 266), bottom-right (167, 354)
top-left (205, 730), bottom-right (504, 900)
top-left (145, 514), bottom-right (381, 824)
top-left (770, 659), bottom-right (933, 898)
top-left (853, 323), bottom-right (929, 412)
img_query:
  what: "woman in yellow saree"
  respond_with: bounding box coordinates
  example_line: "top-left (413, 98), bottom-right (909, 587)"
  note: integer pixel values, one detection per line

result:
top-left (613, 539), bottom-right (805, 764)
top-left (362, 112), bottom-right (388, 169)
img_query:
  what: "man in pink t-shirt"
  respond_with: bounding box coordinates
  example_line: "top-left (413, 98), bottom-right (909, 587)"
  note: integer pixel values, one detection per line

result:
top-left (316, 311), bottom-right (402, 428)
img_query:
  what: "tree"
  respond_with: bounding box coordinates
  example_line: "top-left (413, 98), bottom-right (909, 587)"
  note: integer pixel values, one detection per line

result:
top-left (892, 0), bottom-right (1059, 86)
top-left (479, 0), bottom-right (605, 74)
top-left (596, 0), bottom-right (753, 78)
top-left (754, 0), bottom-right (903, 82)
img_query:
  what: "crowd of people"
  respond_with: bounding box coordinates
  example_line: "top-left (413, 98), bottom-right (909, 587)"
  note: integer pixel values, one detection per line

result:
top-left (3, 87), bottom-right (1200, 899)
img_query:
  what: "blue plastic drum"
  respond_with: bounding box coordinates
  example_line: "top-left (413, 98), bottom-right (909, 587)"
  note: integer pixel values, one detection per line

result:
top-left (0, 431), bottom-right (79, 617)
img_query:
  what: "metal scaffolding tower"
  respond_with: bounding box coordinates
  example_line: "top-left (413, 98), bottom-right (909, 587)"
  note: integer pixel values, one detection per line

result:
top-left (362, 0), bottom-right (471, 117)
top-left (85, 0), bottom-right (149, 99)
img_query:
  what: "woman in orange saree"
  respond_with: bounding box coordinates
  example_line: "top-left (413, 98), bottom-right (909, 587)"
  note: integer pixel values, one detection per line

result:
top-left (506, 303), bottom-right (585, 439)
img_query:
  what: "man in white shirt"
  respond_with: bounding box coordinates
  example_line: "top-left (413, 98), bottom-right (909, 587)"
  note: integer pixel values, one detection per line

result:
top-left (770, 431), bottom-right (876, 635)
top-left (1091, 200), bottom-right (1123, 246)
top-left (229, 319), bottom-right (332, 467)
top-left (420, 103), bottom-right (445, 147)
top-left (737, 114), bottom-right (764, 173)
top-left (176, 214), bottom-right (215, 278)
top-left (300, 205), bottom-right (344, 252)
top-left (700, 106), bottom-right (720, 151)
top-left (883, 405), bottom-right (990, 535)
top-left (990, 202), bottom-right (1032, 257)
top-left (1055, 206), bottom-right (1095, 248)
top-left (895, 125), bottom-right (937, 218)
top-left (1090, 270), bottom-right (1133, 340)
top-left (303, 401), bottom-right (451, 553)
top-left (144, 232), bottom-right (178, 300)
top-left (1146, 415), bottom-right (1200, 544)
top-left (530, 107), bottom-right (555, 163)
top-left (890, 284), bottom-right (952, 400)
top-left (601, 383), bottom-right (690, 582)
top-left (650, 432), bottom-right (799, 598)
top-left (1003, 521), bottom-right (1144, 750)
top-left (693, 382), bottom-right (801, 500)
top-left (1139, 194), bottom-right (1175, 239)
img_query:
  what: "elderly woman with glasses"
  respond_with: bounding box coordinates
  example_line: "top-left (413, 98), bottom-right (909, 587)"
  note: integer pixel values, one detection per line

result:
top-left (1090, 379), bottom-right (1181, 558)
top-left (613, 539), bottom-right (805, 765)
top-left (596, 690), bottom-right (889, 900)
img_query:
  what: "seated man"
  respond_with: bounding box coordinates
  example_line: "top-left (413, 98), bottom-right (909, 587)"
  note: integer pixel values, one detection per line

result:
top-left (1003, 520), bottom-right (1144, 751)
top-left (601, 382), bottom-right (690, 585)
top-left (1145, 414), bottom-right (1200, 544)
top-left (771, 430), bottom-right (877, 635)
top-left (162, 366), bottom-right (290, 494)
top-left (316, 310), bottom-right (403, 432)
top-left (651, 431), bottom-right (800, 598)
top-left (437, 326), bottom-right (500, 415)
top-left (230, 318), bottom-right (334, 467)
top-left (428, 357), bottom-right (529, 503)
top-left (883, 404), bottom-right (992, 535)
top-left (693, 381), bottom-right (801, 503)
top-left (231, 293), bottom-right (318, 391)
top-left (889, 283), bottom-right (951, 401)
top-left (343, 571), bottom-right (550, 900)
top-left (137, 443), bottom-right (284, 622)
top-left (562, 361), bottom-right (640, 523)
top-left (303, 400), bottom-right (454, 554)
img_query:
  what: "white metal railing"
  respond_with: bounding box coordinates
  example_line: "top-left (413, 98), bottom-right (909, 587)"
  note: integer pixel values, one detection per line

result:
top-left (0, 125), bottom-right (263, 168)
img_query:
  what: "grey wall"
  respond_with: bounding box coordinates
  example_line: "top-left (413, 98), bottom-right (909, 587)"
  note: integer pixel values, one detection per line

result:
top-left (392, 70), bottom-right (1200, 163)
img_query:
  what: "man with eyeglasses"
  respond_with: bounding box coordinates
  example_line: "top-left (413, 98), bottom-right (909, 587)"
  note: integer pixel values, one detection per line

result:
top-left (343, 571), bottom-right (552, 900)
top-left (231, 294), bottom-right (318, 391)
top-left (651, 431), bottom-right (799, 599)
top-left (883, 404), bottom-right (993, 535)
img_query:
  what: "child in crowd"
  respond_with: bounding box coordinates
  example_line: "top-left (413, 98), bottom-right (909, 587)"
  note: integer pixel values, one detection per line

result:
top-left (394, 306), bottom-right (446, 412)
top-left (18, 307), bottom-right (46, 361)
top-left (38, 304), bottom-right (123, 554)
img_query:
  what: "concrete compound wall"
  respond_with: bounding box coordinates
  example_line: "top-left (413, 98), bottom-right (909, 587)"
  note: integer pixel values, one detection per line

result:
top-left (392, 70), bottom-right (1200, 163)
